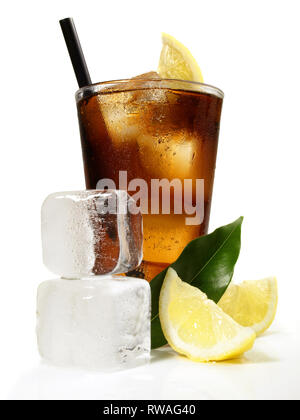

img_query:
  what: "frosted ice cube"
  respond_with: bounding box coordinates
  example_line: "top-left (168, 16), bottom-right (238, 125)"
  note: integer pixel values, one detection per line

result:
top-left (41, 190), bottom-right (143, 278)
top-left (36, 276), bottom-right (151, 370)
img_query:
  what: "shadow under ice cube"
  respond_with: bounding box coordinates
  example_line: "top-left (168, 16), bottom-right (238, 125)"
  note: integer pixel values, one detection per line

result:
top-left (36, 276), bottom-right (151, 370)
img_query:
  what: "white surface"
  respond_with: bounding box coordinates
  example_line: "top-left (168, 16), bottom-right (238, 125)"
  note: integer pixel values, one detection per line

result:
top-left (1, 0), bottom-right (300, 400)
top-left (8, 329), bottom-right (300, 400)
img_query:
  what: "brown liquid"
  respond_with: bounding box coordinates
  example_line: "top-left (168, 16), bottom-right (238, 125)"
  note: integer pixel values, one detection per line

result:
top-left (77, 83), bottom-right (223, 280)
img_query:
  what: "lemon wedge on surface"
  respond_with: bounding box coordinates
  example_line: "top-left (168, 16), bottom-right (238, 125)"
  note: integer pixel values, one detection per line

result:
top-left (158, 33), bottom-right (204, 82)
top-left (159, 267), bottom-right (256, 362)
top-left (218, 277), bottom-right (278, 335)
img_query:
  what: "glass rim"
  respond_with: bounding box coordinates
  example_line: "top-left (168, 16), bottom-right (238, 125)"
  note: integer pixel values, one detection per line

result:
top-left (75, 78), bottom-right (224, 102)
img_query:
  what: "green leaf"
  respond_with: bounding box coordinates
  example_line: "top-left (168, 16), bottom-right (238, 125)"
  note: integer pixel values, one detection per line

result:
top-left (150, 217), bottom-right (243, 349)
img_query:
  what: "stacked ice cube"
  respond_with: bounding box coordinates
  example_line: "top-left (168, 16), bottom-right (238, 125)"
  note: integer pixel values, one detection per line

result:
top-left (37, 190), bottom-right (151, 370)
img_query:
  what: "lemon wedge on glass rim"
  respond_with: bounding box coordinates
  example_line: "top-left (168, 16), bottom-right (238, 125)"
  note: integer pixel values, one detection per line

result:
top-left (159, 268), bottom-right (256, 362)
top-left (158, 33), bottom-right (204, 82)
top-left (218, 277), bottom-right (278, 335)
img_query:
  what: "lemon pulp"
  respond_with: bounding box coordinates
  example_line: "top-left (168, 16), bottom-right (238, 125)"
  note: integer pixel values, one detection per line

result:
top-left (159, 268), bottom-right (256, 362)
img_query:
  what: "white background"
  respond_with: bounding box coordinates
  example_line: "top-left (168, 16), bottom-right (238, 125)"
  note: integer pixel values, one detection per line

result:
top-left (1, 0), bottom-right (300, 400)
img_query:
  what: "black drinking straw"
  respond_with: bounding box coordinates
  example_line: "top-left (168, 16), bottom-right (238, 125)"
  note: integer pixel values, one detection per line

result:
top-left (59, 17), bottom-right (92, 88)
